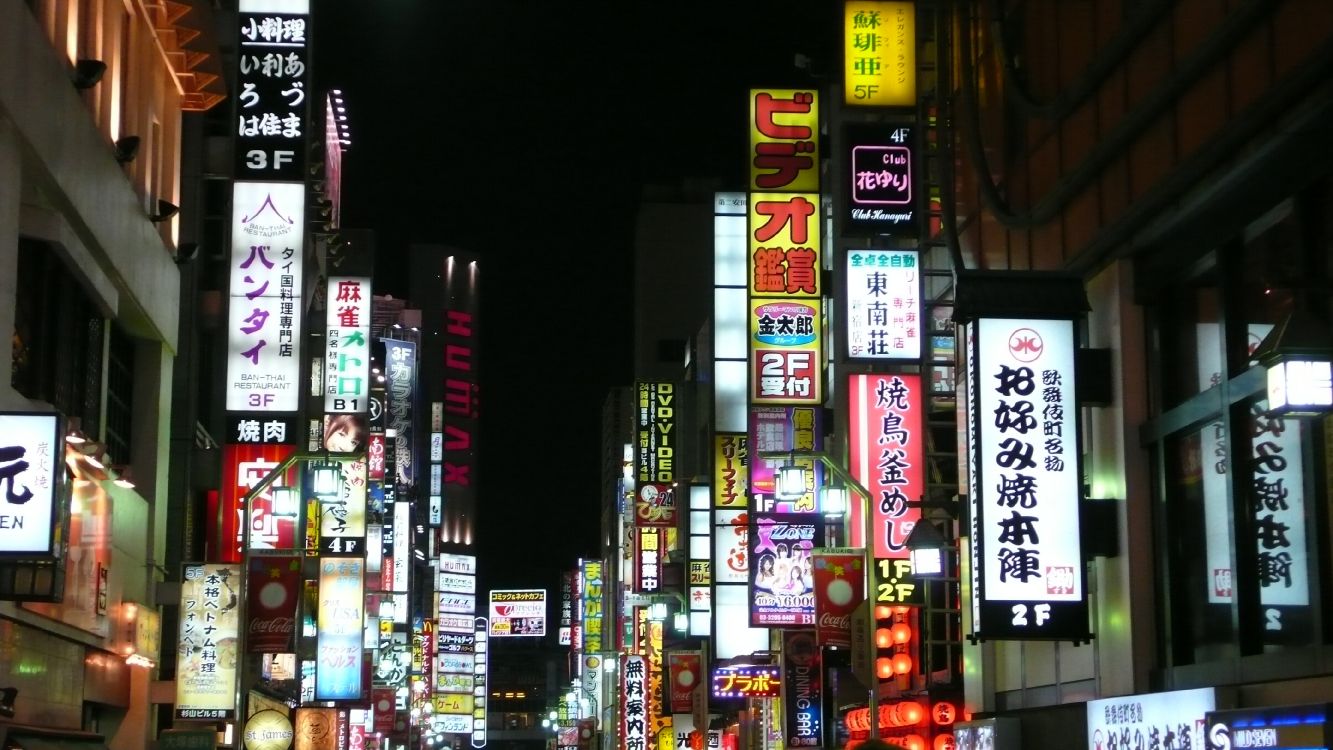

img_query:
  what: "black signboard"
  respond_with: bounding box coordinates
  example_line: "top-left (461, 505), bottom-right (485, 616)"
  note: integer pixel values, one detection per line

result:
top-left (843, 122), bottom-right (918, 237)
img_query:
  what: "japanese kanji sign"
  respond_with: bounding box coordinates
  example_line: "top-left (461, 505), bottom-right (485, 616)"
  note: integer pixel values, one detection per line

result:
top-left (845, 124), bottom-right (917, 235)
top-left (636, 382), bottom-right (678, 526)
top-left (748, 192), bottom-right (822, 299)
top-left (175, 563), bottom-right (241, 719)
top-left (1086, 687), bottom-right (1215, 750)
top-left (207, 444), bottom-right (297, 562)
top-left (845, 250), bottom-right (922, 360)
top-left (967, 317), bottom-right (1088, 640)
top-left (849, 373), bottom-right (925, 560)
top-left (235, 0), bottom-right (309, 181)
top-left (713, 433), bottom-right (749, 508)
top-left (748, 406), bottom-right (823, 511)
top-left (843, 1), bottom-right (916, 107)
top-left (580, 558), bottom-right (604, 653)
top-left (226, 181), bottom-right (305, 412)
top-left (325, 276), bottom-right (372, 414)
top-left (0, 413), bottom-right (60, 556)
top-left (621, 655), bottom-right (647, 750)
top-left (383, 339), bottom-right (416, 489)
top-left (749, 89), bottom-right (820, 193)
top-left (750, 298), bottom-right (823, 405)
top-left (315, 557), bottom-right (364, 700)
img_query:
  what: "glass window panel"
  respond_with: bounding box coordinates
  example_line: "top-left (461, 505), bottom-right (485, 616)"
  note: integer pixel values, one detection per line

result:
top-left (1164, 425), bottom-right (1237, 665)
top-left (1158, 266), bottom-right (1222, 409)
top-left (1243, 399), bottom-right (1316, 648)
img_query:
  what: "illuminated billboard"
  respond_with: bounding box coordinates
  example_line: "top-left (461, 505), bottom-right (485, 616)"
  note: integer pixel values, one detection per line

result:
top-left (226, 182), bottom-right (305, 412)
top-left (0, 413), bottom-right (60, 555)
top-left (845, 250), bottom-right (921, 360)
top-left (843, 1), bottom-right (916, 107)
top-left (711, 665), bottom-right (781, 699)
top-left (713, 433), bottom-right (748, 508)
top-left (325, 276), bottom-right (372, 415)
top-left (488, 589), bottom-right (545, 637)
top-left (315, 557), bottom-right (363, 701)
top-left (967, 317), bottom-right (1088, 639)
top-left (749, 513), bottom-right (821, 626)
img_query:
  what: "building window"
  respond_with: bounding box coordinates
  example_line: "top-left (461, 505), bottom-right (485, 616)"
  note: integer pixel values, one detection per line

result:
top-left (11, 238), bottom-right (103, 434)
top-left (1147, 186), bottom-right (1331, 675)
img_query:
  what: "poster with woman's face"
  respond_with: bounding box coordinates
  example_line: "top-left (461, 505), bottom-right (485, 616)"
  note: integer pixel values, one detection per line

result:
top-left (748, 513), bottom-right (822, 626)
top-left (323, 413), bottom-right (367, 453)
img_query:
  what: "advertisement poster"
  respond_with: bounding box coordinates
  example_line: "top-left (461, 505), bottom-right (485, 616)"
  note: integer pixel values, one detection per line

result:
top-left (811, 549), bottom-right (865, 648)
top-left (488, 589), bottom-right (546, 637)
top-left (667, 652), bottom-right (702, 715)
top-left (175, 563), bottom-right (241, 719)
top-left (748, 406), bottom-right (823, 512)
top-left (316, 557), bottom-right (364, 700)
top-left (749, 514), bottom-right (821, 626)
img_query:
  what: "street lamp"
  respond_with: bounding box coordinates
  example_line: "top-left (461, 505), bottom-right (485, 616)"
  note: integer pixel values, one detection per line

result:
top-left (1253, 306), bottom-right (1333, 417)
top-left (776, 456), bottom-right (806, 501)
top-left (904, 519), bottom-right (948, 578)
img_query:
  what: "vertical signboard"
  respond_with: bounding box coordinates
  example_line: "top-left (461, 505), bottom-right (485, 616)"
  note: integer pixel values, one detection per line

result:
top-left (635, 383), bottom-right (678, 526)
top-left (621, 655), bottom-right (646, 750)
top-left (580, 559), bottom-right (604, 654)
top-left (749, 514), bottom-right (821, 626)
top-left (316, 557), bottom-right (365, 700)
top-left (748, 406), bottom-right (823, 512)
top-left (843, 1), bottom-right (916, 107)
top-left (247, 555), bottom-right (300, 653)
top-left (442, 254), bottom-right (479, 544)
top-left (811, 549), bottom-right (865, 648)
top-left (0, 413), bottom-right (60, 555)
top-left (781, 630), bottom-right (822, 747)
top-left (845, 250), bottom-right (921, 360)
top-left (968, 318), bottom-right (1088, 639)
top-left (636, 527), bottom-right (663, 594)
top-left (209, 443), bottom-right (297, 562)
top-left (748, 88), bottom-right (823, 407)
top-left (226, 182), bottom-right (305, 412)
top-left (325, 276), bottom-right (372, 416)
top-left (176, 563), bottom-right (241, 719)
top-left (713, 433), bottom-right (748, 509)
top-left (848, 373), bottom-right (925, 559)
top-left (471, 617), bottom-right (489, 748)
top-left (235, 0), bottom-right (310, 182)
top-left (383, 340), bottom-right (416, 490)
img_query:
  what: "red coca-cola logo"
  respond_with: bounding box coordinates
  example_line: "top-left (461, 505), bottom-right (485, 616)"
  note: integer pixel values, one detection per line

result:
top-left (818, 612), bottom-right (849, 629)
top-left (250, 617), bottom-right (294, 634)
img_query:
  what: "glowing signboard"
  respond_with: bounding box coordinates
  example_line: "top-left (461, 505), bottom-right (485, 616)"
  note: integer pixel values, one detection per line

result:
top-left (711, 665), bottom-right (781, 699)
top-left (843, 1), bottom-right (916, 107)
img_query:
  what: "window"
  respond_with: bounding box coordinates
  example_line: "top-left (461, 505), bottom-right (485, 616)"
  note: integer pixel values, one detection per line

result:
top-left (1147, 185), bottom-right (1332, 676)
top-left (11, 239), bottom-right (103, 435)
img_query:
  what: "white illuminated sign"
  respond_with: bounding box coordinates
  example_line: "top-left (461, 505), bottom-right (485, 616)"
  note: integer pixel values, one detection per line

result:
top-left (226, 182), bottom-right (305, 412)
top-left (0, 413), bottom-right (59, 554)
top-left (1268, 360), bottom-right (1333, 413)
top-left (325, 276), bottom-right (371, 413)
top-left (845, 249), bottom-right (921, 360)
top-left (487, 590), bottom-right (546, 637)
top-left (1086, 688), bottom-right (1214, 750)
top-left (971, 317), bottom-right (1085, 638)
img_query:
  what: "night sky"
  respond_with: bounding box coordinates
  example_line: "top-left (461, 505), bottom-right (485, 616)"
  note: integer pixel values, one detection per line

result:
top-left (314, 3), bottom-right (830, 589)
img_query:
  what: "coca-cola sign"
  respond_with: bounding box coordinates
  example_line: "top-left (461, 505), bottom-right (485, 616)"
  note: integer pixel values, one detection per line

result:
top-left (247, 555), bottom-right (301, 653)
top-left (811, 549), bottom-right (865, 648)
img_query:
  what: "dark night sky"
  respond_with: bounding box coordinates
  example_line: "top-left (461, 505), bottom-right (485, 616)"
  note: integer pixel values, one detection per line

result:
top-left (313, 3), bottom-right (829, 590)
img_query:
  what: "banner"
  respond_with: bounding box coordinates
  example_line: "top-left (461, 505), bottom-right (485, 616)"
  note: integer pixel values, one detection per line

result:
top-left (782, 630), bottom-right (822, 747)
top-left (247, 555), bottom-right (300, 653)
top-left (176, 563), bottom-right (241, 719)
top-left (622, 655), bottom-right (646, 750)
top-left (811, 549), bottom-right (865, 647)
top-left (383, 339), bottom-right (416, 488)
top-left (666, 652), bottom-right (702, 715)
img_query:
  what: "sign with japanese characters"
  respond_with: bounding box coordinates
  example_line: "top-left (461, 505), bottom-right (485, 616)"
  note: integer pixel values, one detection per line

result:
top-left (749, 514), bottom-right (821, 626)
top-left (235, 1), bottom-right (309, 181)
top-left (315, 557), bottom-right (364, 700)
top-left (226, 414), bottom-right (298, 445)
top-left (622, 655), bottom-right (647, 750)
top-left (748, 406), bottom-right (823, 511)
top-left (845, 250), bottom-right (921, 360)
top-left (226, 181), bottom-right (305, 412)
top-left (713, 433), bottom-right (749, 508)
top-left (749, 89), bottom-right (819, 193)
top-left (636, 527), bottom-right (664, 593)
top-left (849, 373), bottom-right (925, 560)
top-left (315, 459), bottom-right (366, 556)
top-left (580, 558), bottom-right (604, 653)
top-left (0, 413), bottom-right (60, 555)
top-left (748, 193), bottom-right (822, 300)
top-left (1087, 688), bottom-right (1215, 750)
top-left (845, 124), bottom-right (917, 234)
top-left (843, 2), bottom-right (916, 107)
top-left (209, 443), bottom-right (297, 562)
top-left (383, 339), bottom-right (416, 489)
top-left (488, 589), bottom-right (545, 637)
top-left (968, 318), bottom-right (1088, 640)
top-left (325, 276), bottom-right (371, 414)
top-left (711, 665), bottom-right (781, 699)
top-left (636, 382), bottom-right (678, 526)
top-left (713, 509), bottom-right (750, 585)
top-left (175, 563), bottom-right (241, 719)
top-left (750, 298), bottom-right (822, 405)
